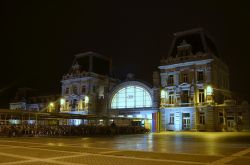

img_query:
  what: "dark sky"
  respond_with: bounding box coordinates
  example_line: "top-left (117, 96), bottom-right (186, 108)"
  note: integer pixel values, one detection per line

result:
top-left (1, 1), bottom-right (250, 106)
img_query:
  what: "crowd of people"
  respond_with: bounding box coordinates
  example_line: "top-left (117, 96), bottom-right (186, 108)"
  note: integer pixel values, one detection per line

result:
top-left (0, 124), bottom-right (150, 137)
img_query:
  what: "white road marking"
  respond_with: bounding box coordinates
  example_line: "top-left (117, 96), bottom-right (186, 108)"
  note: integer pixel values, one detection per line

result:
top-left (0, 143), bottom-right (209, 165)
top-left (210, 147), bottom-right (250, 165)
top-left (0, 152), bottom-right (87, 165)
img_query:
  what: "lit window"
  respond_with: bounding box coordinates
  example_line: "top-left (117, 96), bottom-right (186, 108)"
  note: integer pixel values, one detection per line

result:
top-left (111, 85), bottom-right (152, 109)
top-left (161, 90), bottom-right (167, 98)
top-left (161, 90), bottom-right (168, 105)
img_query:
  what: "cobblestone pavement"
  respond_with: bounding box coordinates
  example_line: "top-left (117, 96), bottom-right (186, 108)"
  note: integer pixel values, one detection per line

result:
top-left (1, 132), bottom-right (250, 164)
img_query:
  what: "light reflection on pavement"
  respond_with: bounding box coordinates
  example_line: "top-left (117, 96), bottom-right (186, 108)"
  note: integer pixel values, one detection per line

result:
top-left (1, 132), bottom-right (250, 165)
top-left (66, 132), bottom-right (250, 156)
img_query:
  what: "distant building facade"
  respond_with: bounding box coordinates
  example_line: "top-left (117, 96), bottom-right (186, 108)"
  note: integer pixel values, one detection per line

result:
top-left (9, 87), bottom-right (60, 112)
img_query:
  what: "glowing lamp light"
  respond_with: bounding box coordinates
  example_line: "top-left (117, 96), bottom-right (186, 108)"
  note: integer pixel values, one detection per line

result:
top-left (49, 102), bottom-right (54, 107)
top-left (60, 98), bottom-right (65, 105)
top-left (85, 96), bottom-right (89, 104)
top-left (206, 86), bottom-right (213, 95)
top-left (161, 90), bottom-right (167, 98)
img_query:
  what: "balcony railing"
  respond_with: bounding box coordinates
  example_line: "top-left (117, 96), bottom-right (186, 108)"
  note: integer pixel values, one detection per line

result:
top-left (161, 102), bottom-right (194, 108)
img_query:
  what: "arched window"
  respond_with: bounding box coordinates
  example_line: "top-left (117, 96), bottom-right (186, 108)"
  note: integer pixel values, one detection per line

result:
top-left (111, 85), bottom-right (152, 109)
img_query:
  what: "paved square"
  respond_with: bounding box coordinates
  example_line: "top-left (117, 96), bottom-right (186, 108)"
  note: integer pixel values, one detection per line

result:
top-left (0, 132), bottom-right (250, 164)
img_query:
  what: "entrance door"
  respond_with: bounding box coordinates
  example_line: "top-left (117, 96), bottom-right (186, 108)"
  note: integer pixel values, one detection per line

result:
top-left (182, 113), bottom-right (190, 130)
top-left (227, 117), bottom-right (234, 131)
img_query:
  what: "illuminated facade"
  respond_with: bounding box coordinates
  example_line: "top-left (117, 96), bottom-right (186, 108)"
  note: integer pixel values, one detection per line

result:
top-left (108, 77), bottom-right (160, 131)
top-left (60, 52), bottom-right (117, 116)
top-left (59, 52), bottom-right (160, 130)
top-left (159, 28), bottom-right (250, 131)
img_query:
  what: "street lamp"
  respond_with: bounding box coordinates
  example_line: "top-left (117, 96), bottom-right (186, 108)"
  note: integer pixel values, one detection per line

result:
top-left (85, 96), bottom-right (89, 104)
top-left (49, 102), bottom-right (54, 107)
top-left (60, 98), bottom-right (65, 105)
top-left (206, 85), bottom-right (213, 95)
top-left (49, 102), bottom-right (54, 112)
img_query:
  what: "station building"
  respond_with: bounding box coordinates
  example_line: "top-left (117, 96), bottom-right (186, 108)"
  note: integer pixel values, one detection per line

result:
top-left (9, 29), bottom-right (250, 132)
top-left (59, 52), bottom-right (160, 130)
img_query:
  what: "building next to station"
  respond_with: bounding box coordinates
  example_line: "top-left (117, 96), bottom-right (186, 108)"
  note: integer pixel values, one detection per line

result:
top-left (8, 28), bottom-right (250, 132)
top-left (159, 28), bottom-right (250, 132)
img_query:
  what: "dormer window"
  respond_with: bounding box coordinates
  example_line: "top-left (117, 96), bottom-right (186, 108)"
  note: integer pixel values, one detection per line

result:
top-left (177, 40), bottom-right (192, 57)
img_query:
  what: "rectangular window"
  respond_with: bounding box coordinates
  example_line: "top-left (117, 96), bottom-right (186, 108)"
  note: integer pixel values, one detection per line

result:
top-left (167, 75), bottom-right (174, 86)
top-left (65, 88), bottom-right (69, 94)
top-left (238, 112), bottom-right (243, 124)
top-left (104, 87), bottom-right (109, 93)
top-left (219, 112), bottom-right (223, 124)
top-left (81, 85), bottom-right (86, 93)
top-left (182, 113), bottom-right (190, 129)
top-left (199, 112), bottom-right (205, 125)
top-left (181, 90), bottom-right (189, 103)
top-left (92, 86), bottom-right (97, 93)
top-left (169, 113), bottom-right (174, 124)
top-left (168, 92), bottom-right (174, 104)
top-left (197, 71), bottom-right (204, 82)
top-left (183, 74), bottom-right (188, 83)
top-left (72, 85), bottom-right (78, 95)
top-left (199, 89), bottom-right (205, 103)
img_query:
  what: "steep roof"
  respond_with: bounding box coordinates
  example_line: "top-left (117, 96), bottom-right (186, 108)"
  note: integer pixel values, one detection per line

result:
top-left (168, 28), bottom-right (219, 58)
top-left (67, 51), bottom-right (112, 76)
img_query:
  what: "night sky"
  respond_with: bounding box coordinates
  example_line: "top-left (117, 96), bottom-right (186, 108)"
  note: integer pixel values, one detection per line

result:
top-left (1, 1), bottom-right (250, 107)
